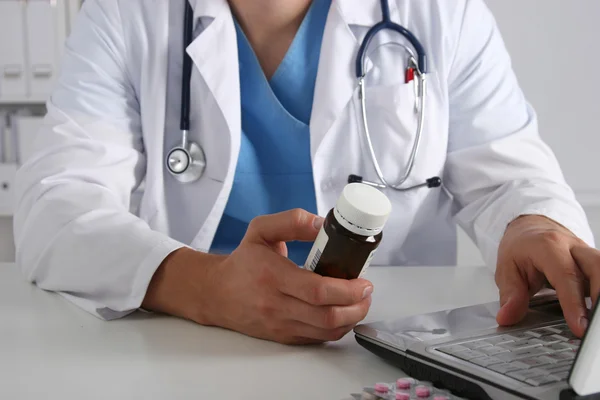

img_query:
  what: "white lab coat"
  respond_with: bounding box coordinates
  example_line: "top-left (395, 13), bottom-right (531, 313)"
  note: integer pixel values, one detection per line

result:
top-left (13, 0), bottom-right (593, 320)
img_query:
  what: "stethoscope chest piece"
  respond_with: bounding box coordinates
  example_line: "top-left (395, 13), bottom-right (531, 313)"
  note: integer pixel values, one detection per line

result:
top-left (166, 139), bottom-right (206, 183)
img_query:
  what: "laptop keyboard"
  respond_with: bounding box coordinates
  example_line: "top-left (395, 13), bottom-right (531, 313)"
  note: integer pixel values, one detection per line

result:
top-left (435, 323), bottom-right (580, 387)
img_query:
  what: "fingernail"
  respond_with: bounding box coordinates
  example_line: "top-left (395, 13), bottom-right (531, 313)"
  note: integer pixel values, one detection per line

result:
top-left (313, 216), bottom-right (324, 230)
top-left (580, 316), bottom-right (589, 332)
top-left (362, 286), bottom-right (373, 299)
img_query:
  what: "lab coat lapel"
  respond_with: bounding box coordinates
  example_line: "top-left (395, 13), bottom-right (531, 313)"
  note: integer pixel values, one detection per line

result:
top-left (187, 0), bottom-right (240, 152)
top-left (183, 0), bottom-right (242, 250)
top-left (310, 0), bottom-right (382, 158)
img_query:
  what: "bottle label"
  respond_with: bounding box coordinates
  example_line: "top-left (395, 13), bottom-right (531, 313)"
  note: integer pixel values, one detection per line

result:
top-left (358, 249), bottom-right (377, 277)
top-left (304, 227), bottom-right (329, 271)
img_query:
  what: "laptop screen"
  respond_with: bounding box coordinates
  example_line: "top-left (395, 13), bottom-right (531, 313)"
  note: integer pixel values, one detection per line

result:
top-left (569, 296), bottom-right (600, 396)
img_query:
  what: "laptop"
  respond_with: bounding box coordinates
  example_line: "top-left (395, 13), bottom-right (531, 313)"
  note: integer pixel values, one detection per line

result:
top-left (354, 291), bottom-right (600, 400)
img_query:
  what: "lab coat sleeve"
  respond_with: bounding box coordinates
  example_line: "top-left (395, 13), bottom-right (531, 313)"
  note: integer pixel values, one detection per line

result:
top-left (13, 0), bottom-right (185, 319)
top-left (443, 0), bottom-right (594, 269)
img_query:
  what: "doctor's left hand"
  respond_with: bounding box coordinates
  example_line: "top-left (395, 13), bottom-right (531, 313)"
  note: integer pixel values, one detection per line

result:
top-left (495, 215), bottom-right (600, 338)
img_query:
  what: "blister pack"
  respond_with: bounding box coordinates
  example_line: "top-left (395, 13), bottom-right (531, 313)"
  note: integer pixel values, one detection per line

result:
top-left (343, 377), bottom-right (467, 400)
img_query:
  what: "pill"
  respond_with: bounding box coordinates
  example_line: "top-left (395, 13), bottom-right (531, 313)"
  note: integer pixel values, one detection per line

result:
top-left (396, 378), bottom-right (412, 389)
top-left (396, 392), bottom-right (410, 400)
top-left (415, 386), bottom-right (431, 398)
top-left (374, 383), bottom-right (389, 393)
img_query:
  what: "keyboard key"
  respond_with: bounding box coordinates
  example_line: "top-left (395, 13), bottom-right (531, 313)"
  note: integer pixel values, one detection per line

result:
top-left (551, 334), bottom-right (572, 342)
top-left (527, 367), bottom-right (551, 376)
top-left (549, 371), bottom-right (570, 381)
top-left (545, 343), bottom-right (570, 352)
top-left (538, 361), bottom-right (573, 375)
top-left (489, 361), bottom-right (530, 374)
top-left (523, 330), bottom-right (543, 338)
top-left (461, 340), bottom-right (492, 350)
top-left (531, 327), bottom-right (558, 336)
top-left (519, 357), bottom-right (552, 368)
top-left (564, 340), bottom-right (581, 350)
top-left (454, 350), bottom-right (486, 361)
top-left (548, 351), bottom-right (575, 361)
top-left (530, 336), bottom-right (562, 345)
top-left (535, 355), bottom-right (559, 365)
top-left (480, 346), bottom-right (509, 356)
top-left (526, 375), bottom-right (561, 387)
top-left (499, 340), bottom-right (542, 351)
top-left (472, 356), bottom-right (504, 367)
top-left (544, 326), bottom-right (565, 334)
top-left (501, 333), bottom-right (529, 342)
top-left (507, 368), bottom-right (548, 382)
top-left (496, 347), bottom-right (549, 362)
top-left (482, 336), bottom-right (514, 346)
top-left (507, 332), bottom-right (539, 341)
top-left (438, 344), bottom-right (469, 355)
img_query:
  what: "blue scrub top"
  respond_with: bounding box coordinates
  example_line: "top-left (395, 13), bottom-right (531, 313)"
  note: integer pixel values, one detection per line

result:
top-left (210, 0), bottom-right (331, 265)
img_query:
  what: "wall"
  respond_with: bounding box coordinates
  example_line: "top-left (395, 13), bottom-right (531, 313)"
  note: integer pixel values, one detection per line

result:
top-left (457, 0), bottom-right (600, 266)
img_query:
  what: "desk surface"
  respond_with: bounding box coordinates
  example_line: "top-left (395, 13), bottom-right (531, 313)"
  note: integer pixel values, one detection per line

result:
top-left (0, 263), bottom-right (499, 400)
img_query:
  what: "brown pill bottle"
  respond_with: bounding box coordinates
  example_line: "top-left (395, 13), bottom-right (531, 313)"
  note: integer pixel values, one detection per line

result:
top-left (304, 183), bottom-right (392, 280)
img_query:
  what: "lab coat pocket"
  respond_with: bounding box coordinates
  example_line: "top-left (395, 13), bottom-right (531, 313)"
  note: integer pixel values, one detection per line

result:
top-left (358, 80), bottom-right (421, 186)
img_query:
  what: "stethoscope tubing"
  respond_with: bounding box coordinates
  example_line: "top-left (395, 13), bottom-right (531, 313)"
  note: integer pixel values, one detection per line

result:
top-left (167, 0), bottom-right (441, 191)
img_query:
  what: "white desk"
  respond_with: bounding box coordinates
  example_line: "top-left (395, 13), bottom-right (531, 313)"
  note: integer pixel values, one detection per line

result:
top-left (0, 263), bottom-right (499, 400)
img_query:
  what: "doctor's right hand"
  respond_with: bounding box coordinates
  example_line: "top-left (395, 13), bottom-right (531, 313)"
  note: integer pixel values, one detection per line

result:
top-left (142, 209), bottom-right (373, 345)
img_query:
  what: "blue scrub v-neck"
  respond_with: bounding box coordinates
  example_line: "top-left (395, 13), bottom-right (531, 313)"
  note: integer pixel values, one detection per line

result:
top-left (210, 0), bottom-right (331, 265)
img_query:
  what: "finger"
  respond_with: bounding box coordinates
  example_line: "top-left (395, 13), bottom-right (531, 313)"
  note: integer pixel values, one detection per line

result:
top-left (495, 260), bottom-right (532, 327)
top-left (282, 295), bottom-right (372, 330)
top-left (244, 209), bottom-right (324, 245)
top-left (277, 266), bottom-right (373, 306)
top-left (571, 245), bottom-right (600, 308)
top-left (539, 248), bottom-right (588, 337)
top-left (271, 241), bottom-right (288, 258)
top-left (289, 322), bottom-right (357, 343)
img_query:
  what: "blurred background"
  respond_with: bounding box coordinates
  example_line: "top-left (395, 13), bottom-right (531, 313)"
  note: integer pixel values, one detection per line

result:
top-left (0, 0), bottom-right (598, 265)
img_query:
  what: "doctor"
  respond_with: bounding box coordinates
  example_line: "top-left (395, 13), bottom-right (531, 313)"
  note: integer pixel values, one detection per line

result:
top-left (14, 0), bottom-right (600, 345)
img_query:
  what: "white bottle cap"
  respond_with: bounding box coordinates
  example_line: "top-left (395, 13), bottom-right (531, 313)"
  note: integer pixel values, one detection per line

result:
top-left (333, 183), bottom-right (392, 236)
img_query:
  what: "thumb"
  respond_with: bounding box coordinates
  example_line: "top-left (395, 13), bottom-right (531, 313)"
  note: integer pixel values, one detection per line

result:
top-left (244, 209), bottom-right (324, 245)
top-left (495, 263), bottom-right (531, 327)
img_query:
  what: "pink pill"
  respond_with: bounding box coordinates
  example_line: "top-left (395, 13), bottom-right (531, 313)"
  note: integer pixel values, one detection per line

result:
top-left (434, 397), bottom-right (450, 400)
top-left (416, 386), bottom-right (431, 398)
top-left (396, 392), bottom-right (410, 400)
top-left (396, 378), bottom-right (412, 389)
top-left (374, 383), bottom-right (389, 393)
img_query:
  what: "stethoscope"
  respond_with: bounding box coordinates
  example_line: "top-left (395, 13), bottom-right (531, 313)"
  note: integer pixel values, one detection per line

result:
top-left (166, 0), bottom-right (442, 192)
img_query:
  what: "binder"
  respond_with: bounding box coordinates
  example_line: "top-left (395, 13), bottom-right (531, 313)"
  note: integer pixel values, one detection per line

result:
top-left (25, 0), bottom-right (63, 100)
top-left (0, 1), bottom-right (28, 101)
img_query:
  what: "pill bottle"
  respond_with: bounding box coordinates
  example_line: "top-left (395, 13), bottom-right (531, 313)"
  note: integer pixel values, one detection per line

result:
top-left (304, 183), bottom-right (392, 279)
